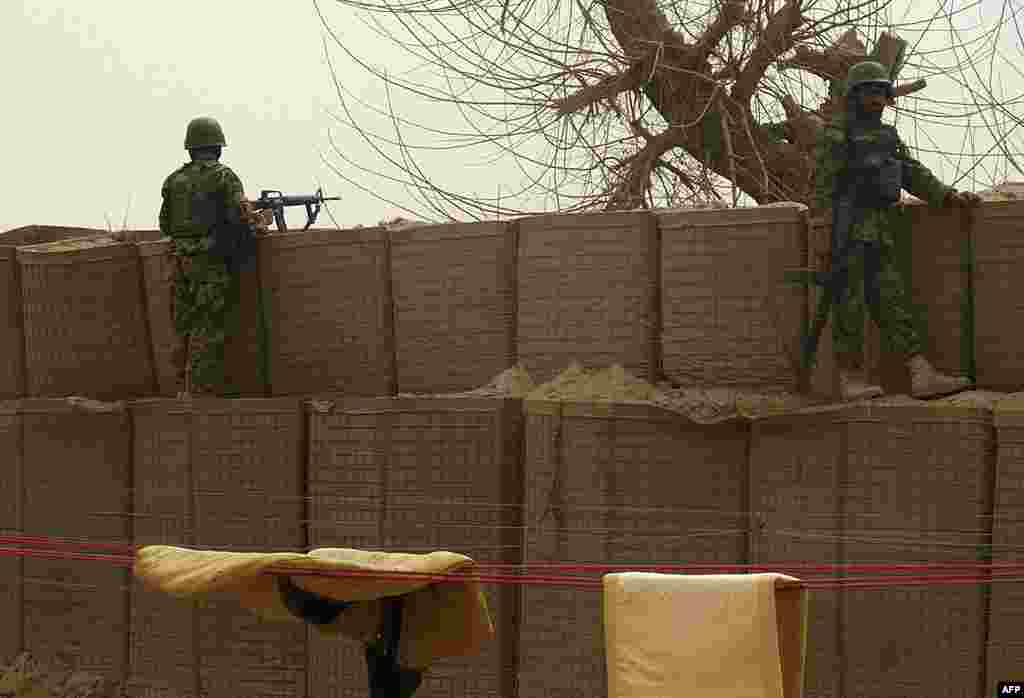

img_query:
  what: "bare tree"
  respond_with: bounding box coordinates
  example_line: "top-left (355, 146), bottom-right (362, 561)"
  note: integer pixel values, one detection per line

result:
top-left (314, 0), bottom-right (1024, 219)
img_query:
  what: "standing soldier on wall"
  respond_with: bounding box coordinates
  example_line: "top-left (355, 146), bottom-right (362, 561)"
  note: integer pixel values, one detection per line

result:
top-left (813, 61), bottom-right (981, 401)
top-left (159, 116), bottom-right (267, 398)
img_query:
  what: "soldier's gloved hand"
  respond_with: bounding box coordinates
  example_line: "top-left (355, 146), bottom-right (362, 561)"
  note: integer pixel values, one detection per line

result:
top-left (240, 199), bottom-right (272, 233)
top-left (944, 190), bottom-right (982, 208)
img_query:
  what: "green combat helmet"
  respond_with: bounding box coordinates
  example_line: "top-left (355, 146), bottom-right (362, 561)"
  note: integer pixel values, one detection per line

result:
top-left (184, 116), bottom-right (227, 150)
top-left (844, 61), bottom-right (893, 96)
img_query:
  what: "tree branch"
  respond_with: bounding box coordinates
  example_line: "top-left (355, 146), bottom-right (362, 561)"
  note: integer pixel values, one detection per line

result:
top-left (606, 128), bottom-right (686, 210)
top-left (732, 0), bottom-right (804, 104)
top-left (693, 0), bottom-right (750, 63)
top-left (551, 64), bottom-right (646, 115)
top-left (779, 44), bottom-right (861, 82)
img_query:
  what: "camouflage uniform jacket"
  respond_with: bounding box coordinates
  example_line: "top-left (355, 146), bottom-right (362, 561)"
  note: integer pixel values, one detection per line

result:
top-left (159, 160), bottom-right (246, 253)
top-left (813, 115), bottom-right (953, 245)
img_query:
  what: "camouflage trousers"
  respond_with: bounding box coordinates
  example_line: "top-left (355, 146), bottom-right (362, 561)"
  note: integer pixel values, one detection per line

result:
top-left (171, 242), bottom-right (242, 395)
top-left (831, 239), bottom-right (923, 363)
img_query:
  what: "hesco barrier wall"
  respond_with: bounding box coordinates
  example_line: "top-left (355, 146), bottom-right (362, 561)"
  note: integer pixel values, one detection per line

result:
top-left (516, 212), bottom-right (659, 384)
top-left (390, 222), bottom-right (517, 394)
top-left (839, 402), bottom-right (994, 698)
top-left (259, 227), bottom-right (395, 398)
top-left (4, 202), bottom-right (1024, 400)
top-left (659, 204), bottom-right (807, 390)
top-left (127, 398), bottom-right (306, 698)
top-left (0, 400), bottom-right (23, 664)
top-left (305, 396), bottom-right (523, 698)
top-left (748, 405), bottom-right (846, 698)
top-left (137, 240), bottom-right (184, 398)
top-left (809, 202), bottom-right (974, 395)
top-left (987, 398), bottom-right (1024, 698)
top-left (518, 400), bottom-right (749, 698)
top-left (9, 399), bottom-right (134, 685)
top-left (0, 393), bottom-right (1017, 697)
top-left (973, 201), bottom-right (1024, 390)
top-left (0, 227), bottom-right (109, 399)
top-left (18, 237), bottom-right (156, 400)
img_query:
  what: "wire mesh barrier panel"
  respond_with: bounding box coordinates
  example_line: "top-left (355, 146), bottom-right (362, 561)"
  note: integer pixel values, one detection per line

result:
top-left (390, 222), bottom-right (517, 395)
top-left (749, 406), bottom-right (848, 698)
top-left (659, 205), bottom-right (807, 390)
top-left (839, 403), bottom-right (995, 698)
top-left (306, 396), bottom-right (523, 698)
top-left (18, 239), bottom-right (156, 400)
top-left (0, 249), bottom-right (24, 399)
top-left (518, 400), bottom-right (749, 698)
top-left (973, 201), bottom-right (1024, 390)
top-left (259, 228), bottom-right (395, 397)
top-left (987, 399), bottom-right (1024, 697)
top-left (516, 212), bottom-right (659, 384)
top-left (138, 240), bottom-right (185, 397)
top-left (0, 227), bottom-right (111, 399)
top-left (0, 400), bottom-right (24, 662)
top-left (20, 399), bottom-right (133, 682)
top-left (127, 398), bottom-right (306, 698)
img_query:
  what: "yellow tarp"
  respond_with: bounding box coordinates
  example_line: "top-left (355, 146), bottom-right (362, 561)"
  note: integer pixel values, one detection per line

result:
top-left (603, 572), bottom-right (808, 698)
top-left (134, 545), bottom-right (494, 669)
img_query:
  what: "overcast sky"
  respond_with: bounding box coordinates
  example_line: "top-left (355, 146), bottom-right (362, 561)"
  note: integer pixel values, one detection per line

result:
top-left (3, 0), bottom-right (1023, 233)
top-left (2, 0), bottom-right (390, 232)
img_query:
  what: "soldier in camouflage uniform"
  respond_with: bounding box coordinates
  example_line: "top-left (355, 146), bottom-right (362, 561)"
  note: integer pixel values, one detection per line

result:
top-left (813, 61), bottom-right (981, 400)
top-left (159, 116), bottom-right (263, 397)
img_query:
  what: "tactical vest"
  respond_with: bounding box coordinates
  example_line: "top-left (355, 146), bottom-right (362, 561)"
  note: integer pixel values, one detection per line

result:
top-left (163, 161), bottom-right (239, 238)
top-left (845, 124), bottom-right (903, 207)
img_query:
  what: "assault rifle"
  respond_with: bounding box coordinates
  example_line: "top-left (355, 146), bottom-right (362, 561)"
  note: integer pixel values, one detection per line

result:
top-left (251, 188), bottom-right (341, 232)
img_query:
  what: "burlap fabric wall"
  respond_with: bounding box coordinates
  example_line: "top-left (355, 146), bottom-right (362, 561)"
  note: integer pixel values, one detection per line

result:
top-left (516, 212), bottom-right (658, 384)
top-left (0, 226), bottom-right (108, 246)
top-left (137, 240), bottom-right (184, 397)
top-left (0, 248), bottom-right (25, 399)
top-left (518, 400), bottom-right (749, 698)
top-left (306, 396), bottom-right (523, 698)
top-left (906, 204), bottom-right (974, 383)
top-left (986, 398), bottom-right (1024, 697)
top-left (0, 400), bottom-right (23, 663)
top-left (390, 222), bottom-right (516, 394)
top-left (0, 227), bottom-right (109, 399)
top-left (807, 203), bottom-right (970, 395)
top-left (305, 396), bottom-right (383, 698)
top-left (260, 228), bottom-right (394, 397)
top-left (124, 230), bottom-right (164, 244)
top-left (223, 262), bottom-right (268, 397)
top-left (659, 205), bottom-right (807, 390)
top-left (138, 237), bottom-right (269, 398)
top-left (805, 217), bottom-right (839, 399)
top-left (127, 398), bottom-right (306, 698)
top-left (839, 403), bottom-right (994, 698)
top-left (749, 405), bottom-right (848, 698)
top-left (18, 238), bottom-right (156, 399)
top-left (19, 398), bottom-right (132, 682)
top-left (973, 201), bottom-right (1024, 390)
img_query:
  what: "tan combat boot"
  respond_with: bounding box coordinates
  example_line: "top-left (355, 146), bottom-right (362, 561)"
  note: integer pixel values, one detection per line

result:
top-left (838, 369), bottom-right (884, 401)
top-left (907, 354), bottom-right (971, 399)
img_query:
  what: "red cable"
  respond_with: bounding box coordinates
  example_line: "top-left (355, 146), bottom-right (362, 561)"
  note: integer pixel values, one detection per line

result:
top-left (2, 534), bottom-right (1022, 592)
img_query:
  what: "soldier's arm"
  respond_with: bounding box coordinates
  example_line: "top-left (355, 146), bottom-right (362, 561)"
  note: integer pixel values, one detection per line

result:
top-left (218, 167), bottom-right (247, 223)
top-left (158, 181), bottom-right (171, 236)
top-left (812, 125), bottom-right (846, 213)
top-left (895, 134), bottom-right (953, 206)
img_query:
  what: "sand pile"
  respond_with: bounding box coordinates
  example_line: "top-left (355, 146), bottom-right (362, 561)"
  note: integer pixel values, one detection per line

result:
top-left (397, 364), bottom-right (1018, 419)
top-left (521, 363), bottom-right (813, 422)
top-left (0, 653), bottom-right (121, 698)
top-left (526, 363), bottom-right (659, 403)
top-left (18, 234), bottom-right (126, 253)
